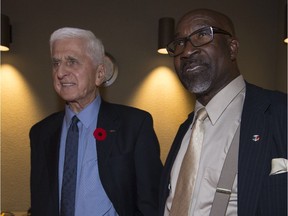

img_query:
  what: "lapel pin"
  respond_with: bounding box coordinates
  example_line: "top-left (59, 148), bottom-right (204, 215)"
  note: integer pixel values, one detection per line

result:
top-left (93, 128), bottom-right (107, 141)
top-left (252, 135), bottom-right (260, 142)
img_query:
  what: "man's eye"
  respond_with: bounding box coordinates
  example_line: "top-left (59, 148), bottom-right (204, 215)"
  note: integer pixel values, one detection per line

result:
top-left (67, 59), bottom-right (78, 65)
top-left (175, 39), bottom-right (185, 46)
top-left (197, 30), bottom-right (211, 38)
top-left (52, 61), bottom-right (60, 68)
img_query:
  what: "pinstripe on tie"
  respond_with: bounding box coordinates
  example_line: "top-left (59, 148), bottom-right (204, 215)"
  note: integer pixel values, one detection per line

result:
top-left (61, 115), bottom-right (79, 216)
top-left (170, 108), bottom-right (207, 216)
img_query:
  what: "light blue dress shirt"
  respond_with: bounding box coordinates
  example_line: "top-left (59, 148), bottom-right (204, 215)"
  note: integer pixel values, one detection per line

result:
top-left (58, 96), bottom-right (118, 215)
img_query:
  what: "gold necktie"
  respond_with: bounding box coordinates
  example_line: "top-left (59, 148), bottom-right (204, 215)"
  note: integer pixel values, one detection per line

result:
top-left (170, 108), bottom-right (207, 216)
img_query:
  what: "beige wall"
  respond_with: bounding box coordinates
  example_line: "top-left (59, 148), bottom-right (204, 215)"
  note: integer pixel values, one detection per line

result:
top-left (1, 0), bottom-right (287, 212)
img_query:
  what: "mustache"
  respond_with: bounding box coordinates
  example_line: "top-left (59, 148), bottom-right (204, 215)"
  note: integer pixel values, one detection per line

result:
top-left (181, 58), bottom-right (207, 71)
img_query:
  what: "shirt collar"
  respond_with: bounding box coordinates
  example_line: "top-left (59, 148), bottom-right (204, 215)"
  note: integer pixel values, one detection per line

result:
top-left (195, 75), bottom-right (245, 125)
top-left (64, 96), bottom-right (101, 128)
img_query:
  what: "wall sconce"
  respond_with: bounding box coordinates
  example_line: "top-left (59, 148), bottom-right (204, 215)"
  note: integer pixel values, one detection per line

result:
top-left (102, 53), bottom-right (118, 87)
top-left (1, 14), bottom-right (12, 51)
top-left (157, 17), bottom-right (175, 54)
top-left (284, 4), bottom-right (287, 44)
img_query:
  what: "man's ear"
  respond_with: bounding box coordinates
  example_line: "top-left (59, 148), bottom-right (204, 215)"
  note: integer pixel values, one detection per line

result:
top-left (95, 64), bottom-right (106, 87)
top-left (229, 38), bottom-right (239, 61)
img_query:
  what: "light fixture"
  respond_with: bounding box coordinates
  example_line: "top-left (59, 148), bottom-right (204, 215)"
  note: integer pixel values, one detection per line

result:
top-left (1, 14), bottom-right (12, 51)
top-left (284, 4), bottom-right (287, 44)
top-left (158, 17), bottom-right (175, 54)
top-left (102, 53), bottom-right (118, 87)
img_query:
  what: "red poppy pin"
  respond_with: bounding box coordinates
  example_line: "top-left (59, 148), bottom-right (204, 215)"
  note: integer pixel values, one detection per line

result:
top-left (93, 128), bottom-right (107, 141)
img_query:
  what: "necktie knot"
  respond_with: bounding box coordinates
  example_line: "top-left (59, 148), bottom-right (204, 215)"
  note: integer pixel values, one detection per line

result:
top-left (71, 115), bottom-right (79, 125)
top-left (70, 116), bottom-right (79, 132)
top-left (196, 108), bottom-right (207, 122)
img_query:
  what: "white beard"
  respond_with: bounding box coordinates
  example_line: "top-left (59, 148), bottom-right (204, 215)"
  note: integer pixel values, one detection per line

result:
top-left (188, 79), bottom-right (211, 94)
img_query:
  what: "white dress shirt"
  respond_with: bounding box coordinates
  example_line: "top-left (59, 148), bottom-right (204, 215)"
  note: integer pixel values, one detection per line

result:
top-left (165, 75), bottom-right (246, 216)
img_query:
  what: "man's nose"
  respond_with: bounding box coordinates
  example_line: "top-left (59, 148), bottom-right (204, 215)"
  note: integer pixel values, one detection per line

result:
top-left (181, 40), bottom-right (200, 57)
top-left (55, 64), bottom-right (70, 79)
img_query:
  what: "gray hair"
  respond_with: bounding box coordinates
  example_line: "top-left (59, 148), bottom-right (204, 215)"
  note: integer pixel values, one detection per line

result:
top-left (49, 27), bottom-right (105, 65)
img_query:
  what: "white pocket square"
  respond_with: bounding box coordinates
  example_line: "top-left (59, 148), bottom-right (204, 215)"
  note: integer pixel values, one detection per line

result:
top-left (269, 158), bottom-right (288, 175)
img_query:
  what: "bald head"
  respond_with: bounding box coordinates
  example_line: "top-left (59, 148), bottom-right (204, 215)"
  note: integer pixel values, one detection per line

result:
top-left (172, 8), bottom-right (240, 105)
top-left (178, 9), bottom-right (236, 36)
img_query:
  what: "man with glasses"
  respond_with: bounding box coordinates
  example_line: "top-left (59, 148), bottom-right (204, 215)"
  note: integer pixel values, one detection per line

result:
top-left (159, 8), bottom-right (287, 216)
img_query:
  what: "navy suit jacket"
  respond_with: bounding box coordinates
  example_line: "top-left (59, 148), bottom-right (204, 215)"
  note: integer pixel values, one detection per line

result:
top-left (30, 100), bottom-right (163, 216)
top-left (159, 82), bottom-right (287, 216)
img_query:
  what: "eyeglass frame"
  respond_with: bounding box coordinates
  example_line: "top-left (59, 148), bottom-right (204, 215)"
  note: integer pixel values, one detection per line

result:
top-left (166, 26), bottom-right (232, 57)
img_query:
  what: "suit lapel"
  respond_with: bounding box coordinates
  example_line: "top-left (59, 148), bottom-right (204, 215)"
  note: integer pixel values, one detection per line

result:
top-left (45, 112), bottom-right (64, 184)
top-left (96, 101), bottom-right (120, 172)
top-left (165, 113), bottom-right (194, 173)
top-left (44, 112), bottom-right (64, 214)
top-left (238, 83), bottom-right (271, 215)
top-left (160, 112), bottom-right (194, 211)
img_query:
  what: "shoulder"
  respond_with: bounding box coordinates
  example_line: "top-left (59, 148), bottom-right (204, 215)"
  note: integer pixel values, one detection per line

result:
top-left (244, 82), bottom-right (287, 130)
top-left (30, 111), bottom-right (64, 134)
top-left (100, 100), bottom-right (153, 119)
top-left (245, 82), bottom-right (287, 107)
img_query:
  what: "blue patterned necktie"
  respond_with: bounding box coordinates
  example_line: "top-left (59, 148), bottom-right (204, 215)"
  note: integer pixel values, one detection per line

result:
top-left (61, 116), bottom-right (79, 216)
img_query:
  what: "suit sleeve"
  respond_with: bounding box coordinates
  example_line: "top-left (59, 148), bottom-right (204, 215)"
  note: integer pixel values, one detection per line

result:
top-left (134, 113), bottom-right (163, 216)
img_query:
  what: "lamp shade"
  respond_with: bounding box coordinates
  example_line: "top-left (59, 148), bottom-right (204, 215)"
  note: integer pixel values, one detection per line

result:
top-left (158, 17), bottom-right (175, 54)
top-left (1, 14), bottom-right (12, 51)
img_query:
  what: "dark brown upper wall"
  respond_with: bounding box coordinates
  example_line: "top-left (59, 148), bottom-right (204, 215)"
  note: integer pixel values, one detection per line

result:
top-left (2, 0), bottom-right (286, 112)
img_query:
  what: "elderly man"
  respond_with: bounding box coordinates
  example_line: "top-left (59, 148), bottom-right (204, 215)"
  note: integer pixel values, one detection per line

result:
top-left (30, 27), bottom-right (163, 216)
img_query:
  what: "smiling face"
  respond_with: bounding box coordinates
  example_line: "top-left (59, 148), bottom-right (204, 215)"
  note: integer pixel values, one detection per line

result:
top-left (174, 9), bottom-right (240, 105)
top-left (51, 38), bottom-right (105, 112)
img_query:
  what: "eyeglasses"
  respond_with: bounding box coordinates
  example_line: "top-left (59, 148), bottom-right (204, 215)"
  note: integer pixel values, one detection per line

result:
top-left (166, 26), bottom-right (232, 57)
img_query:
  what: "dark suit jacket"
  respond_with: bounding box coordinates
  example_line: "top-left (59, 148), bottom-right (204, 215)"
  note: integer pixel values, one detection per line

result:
top-left (30, 100), bottom-right (163, 216)
top-left (159, 82), bottom-right (287, 216)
